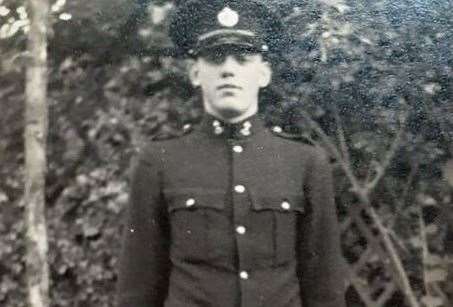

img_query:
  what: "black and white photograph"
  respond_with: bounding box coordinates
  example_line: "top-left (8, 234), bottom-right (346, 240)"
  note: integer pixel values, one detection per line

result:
top-left (0, 0), bottom-right (452, 306)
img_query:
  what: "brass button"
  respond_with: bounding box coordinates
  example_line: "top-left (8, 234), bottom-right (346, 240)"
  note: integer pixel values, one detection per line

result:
top-left (234, 185), bottom-right (245, 193)
top-left (186, 198), bottom-right (196, 207)
top-left (272, 126), bottom-right (283, 133)
top-left (236, 226), bottom-right (246, 235)
top-left (233, 145), bottom-right (243, 153)
top-left (239, 271), bottom-right (249, 280)
top-left (281, 201), bottom-right (291, 210)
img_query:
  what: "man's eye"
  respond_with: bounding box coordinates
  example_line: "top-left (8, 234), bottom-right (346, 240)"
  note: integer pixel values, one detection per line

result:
top-left (200, 51), bottom-right (255, 65)
top-left (234, 54), bottom-right (251, 64)
top-left (201, 52), bottom-right (226, 65)
top-left (203, 53), bottom-right (227, 64)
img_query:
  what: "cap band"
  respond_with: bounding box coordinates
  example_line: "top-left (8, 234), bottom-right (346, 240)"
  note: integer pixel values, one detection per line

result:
top-left (195, 29), bottom-right (263, 54)
top-left (198, 29), bottom-right (255, 41)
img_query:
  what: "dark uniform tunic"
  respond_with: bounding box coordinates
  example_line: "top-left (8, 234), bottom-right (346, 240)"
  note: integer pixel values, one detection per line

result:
top-left (117, 115), bottom-right (346, 307)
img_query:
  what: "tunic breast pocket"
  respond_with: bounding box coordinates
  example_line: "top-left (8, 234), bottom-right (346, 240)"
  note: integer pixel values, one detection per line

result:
top-left (165, 189), bottom-right (229, 263)
top-left (251, 194), bottom-right (305, 266)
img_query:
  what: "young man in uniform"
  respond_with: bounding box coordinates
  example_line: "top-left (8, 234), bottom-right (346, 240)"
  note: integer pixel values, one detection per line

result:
top-left (116, 1), bottom-right (346, 306)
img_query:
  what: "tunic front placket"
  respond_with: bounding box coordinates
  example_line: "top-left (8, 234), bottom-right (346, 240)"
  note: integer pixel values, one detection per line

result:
top-left (226, 120), bottom-right (257, 307)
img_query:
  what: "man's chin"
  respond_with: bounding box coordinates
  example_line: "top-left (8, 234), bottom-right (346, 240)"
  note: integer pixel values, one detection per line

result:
top-left (216, 108), bottom-right (244, 119)
top-left (211, 99), bottom-right (247, 118)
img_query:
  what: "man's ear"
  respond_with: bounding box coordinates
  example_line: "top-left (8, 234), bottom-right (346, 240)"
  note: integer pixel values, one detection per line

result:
top-left (189, 61), bottom-right (200, 87)
top-left (258, 61), bottom-right (272, 88)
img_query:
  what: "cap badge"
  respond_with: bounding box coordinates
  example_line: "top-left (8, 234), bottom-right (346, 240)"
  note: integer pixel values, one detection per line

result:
top-left (217, 7), bottom-right (239, 27)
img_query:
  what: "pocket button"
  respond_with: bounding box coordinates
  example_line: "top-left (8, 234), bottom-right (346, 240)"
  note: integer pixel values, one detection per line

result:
top-left (185, 198), bottom-right (196, 207)
top-left (281, 201), bottom-right (291, 210)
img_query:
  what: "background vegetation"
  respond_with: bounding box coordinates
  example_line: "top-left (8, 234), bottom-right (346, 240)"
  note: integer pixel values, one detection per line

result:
top-left (0, 0), bottom-right (452, 306)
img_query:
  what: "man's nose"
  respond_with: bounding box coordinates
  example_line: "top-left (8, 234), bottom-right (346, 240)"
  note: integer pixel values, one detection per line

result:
top-left (220, 56), bottom-right (237, 78)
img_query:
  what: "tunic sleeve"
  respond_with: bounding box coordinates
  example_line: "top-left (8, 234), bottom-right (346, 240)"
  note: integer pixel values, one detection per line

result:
top-left (298, 148), bottom-right (346, 307)
top-left (116, 146), bottom-right (171, 307)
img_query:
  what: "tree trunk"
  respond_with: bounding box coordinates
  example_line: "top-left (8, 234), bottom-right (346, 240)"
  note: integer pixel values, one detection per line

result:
top-left (24, 0), bottom-right (50, 306)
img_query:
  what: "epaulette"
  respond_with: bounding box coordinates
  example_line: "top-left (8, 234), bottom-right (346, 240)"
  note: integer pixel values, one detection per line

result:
top-left (182, 123), bottom-right (194, 134)
top-left (269, 125), bottom-right (314, 145)
top-left (151, 123), bottom-right (194, 141)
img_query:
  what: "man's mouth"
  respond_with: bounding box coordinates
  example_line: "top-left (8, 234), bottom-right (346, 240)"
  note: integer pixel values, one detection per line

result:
top-left (217, 84), bottom-right (242, 91)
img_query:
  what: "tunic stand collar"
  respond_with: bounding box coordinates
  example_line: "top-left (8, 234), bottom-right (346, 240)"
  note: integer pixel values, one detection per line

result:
top-left (200, 113), bottom-right (264, 139)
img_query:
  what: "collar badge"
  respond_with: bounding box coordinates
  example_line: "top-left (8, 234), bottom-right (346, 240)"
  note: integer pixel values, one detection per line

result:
top-left (240, 121), bottom-right (252, 136)
top-left (217, 7), bottom-right (239, 27)
top-left (212, 120), bottom-right (224, 135)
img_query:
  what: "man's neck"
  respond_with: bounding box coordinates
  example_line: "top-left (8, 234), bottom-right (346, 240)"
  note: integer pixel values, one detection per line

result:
top-left (205, 106), bottom-right (258, 124)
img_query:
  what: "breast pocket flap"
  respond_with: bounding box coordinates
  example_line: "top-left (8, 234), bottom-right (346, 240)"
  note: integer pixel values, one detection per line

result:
top-left (251, 194), bottom-right (305, 213)
top-left (165, 189), bottom-right (225, 213)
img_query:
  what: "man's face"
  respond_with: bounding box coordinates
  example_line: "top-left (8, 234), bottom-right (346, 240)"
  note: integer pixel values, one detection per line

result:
top-left (189, 47), bottom-right (272, 120)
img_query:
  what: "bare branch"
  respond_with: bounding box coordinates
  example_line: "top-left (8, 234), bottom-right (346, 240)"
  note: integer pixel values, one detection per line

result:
top-left (299, 104), bottom-right (420, 307)
top-left (364, 203), bottom-right (422, 307)
top-left (333, 105), bottom-right (353, 171)
top-left (401, 157), bottom-right (420, 205)
top-left (389, 227), bottom-right (410, 254)
top-left (418, 203), bottom-right (437, 305)
top-left (300, 110), bottom-right (364, 193)
top-left (0, 85), bottom-right (16, 100)
top-left (365, 109), bottom-right (408, 192)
